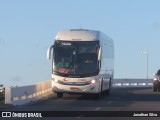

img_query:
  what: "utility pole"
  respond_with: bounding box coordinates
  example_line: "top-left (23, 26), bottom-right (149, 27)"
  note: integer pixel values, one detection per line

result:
top-left (142, 51), bottom-right (148, 79)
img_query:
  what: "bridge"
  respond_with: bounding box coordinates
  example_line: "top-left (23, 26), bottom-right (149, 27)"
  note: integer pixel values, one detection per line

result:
top-left (4, 79), bottom-right (153, 106)
top-left (3, 79), bottom-right (160, 118)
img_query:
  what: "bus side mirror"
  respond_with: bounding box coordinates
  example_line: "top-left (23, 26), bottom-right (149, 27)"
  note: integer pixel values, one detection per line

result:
top-left (98, 46), bottom-right (102, 61)
top-left (47, 45), bottom-right (54, 60)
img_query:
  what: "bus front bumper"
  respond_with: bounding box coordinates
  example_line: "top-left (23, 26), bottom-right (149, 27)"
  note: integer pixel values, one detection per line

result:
top-left (52, 81), bottom-right (100, 94)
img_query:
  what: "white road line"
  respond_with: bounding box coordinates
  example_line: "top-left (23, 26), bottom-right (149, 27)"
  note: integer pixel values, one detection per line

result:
top-left (76, 114), bottom-right (85, 119)
top-left (94, 107), bottom-right (101, 111)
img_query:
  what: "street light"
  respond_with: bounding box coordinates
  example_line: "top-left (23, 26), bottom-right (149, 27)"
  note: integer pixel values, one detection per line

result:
top-left (142, 51), bottom-right (148, 79)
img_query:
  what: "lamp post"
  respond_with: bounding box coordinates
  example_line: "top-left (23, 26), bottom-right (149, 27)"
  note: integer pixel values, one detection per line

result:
top-left (142, 51), bottom-right (148, 79)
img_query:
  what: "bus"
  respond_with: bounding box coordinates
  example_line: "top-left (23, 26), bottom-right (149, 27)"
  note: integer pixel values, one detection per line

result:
top-left (47, 29), bottom-right (114, 98)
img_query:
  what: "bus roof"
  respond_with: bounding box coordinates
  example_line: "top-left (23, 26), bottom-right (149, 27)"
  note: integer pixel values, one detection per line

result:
top-left (55, 29), bottom-right (100, 41)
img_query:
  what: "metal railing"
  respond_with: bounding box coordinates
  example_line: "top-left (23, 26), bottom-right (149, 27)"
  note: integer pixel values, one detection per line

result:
top-left (112, 79), bottom-right (152, 87)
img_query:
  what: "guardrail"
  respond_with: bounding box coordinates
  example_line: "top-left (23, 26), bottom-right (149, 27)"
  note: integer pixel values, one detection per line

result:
top-left (112, 79), bottom-right (153, 87)
top-left (5, 80), bottom-right (52, 106)
top-left (4, 79), bottom-right (153, 106)
top-left (113, 82), bottom-right (153, 87)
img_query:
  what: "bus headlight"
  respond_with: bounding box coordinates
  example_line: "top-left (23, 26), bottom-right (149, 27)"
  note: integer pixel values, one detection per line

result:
top-left (53, 79), bottom-right (58, 83)
top-left (91, 80), bottom-right (96, 84)
top-left (153, 78), bottom-right (158, 81)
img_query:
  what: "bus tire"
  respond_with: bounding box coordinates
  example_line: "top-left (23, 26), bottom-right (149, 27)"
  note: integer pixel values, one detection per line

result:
top-left (105, 78), bottom-right (111, 95)
top-left (153, 86), bottom-right (157, 92)
top-left (94, 93), bottom-right (101, 99)
top-left (158, 86), bottom-right (160, 92)
top-left (57, 93), bottom-right (63, 98)
top-left (105, 89), bottom-right (110, 95)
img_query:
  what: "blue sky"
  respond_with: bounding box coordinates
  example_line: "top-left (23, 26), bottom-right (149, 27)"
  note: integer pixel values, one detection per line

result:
top-left (1, 0), bottom-right (160, 87)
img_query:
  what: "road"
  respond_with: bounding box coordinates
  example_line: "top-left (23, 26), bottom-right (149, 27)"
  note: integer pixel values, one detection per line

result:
top-left (2, 87), bottom-right (160, 119)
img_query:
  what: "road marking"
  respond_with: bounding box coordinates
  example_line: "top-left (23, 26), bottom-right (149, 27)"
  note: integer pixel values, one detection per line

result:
top-left (76, 114), bottom-right (85, 119)
top-left (94, 107), bottom-right (101, 111)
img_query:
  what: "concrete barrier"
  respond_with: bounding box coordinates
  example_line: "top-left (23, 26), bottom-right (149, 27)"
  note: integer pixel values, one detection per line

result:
top-left (5, 80), bottom-right (53, 106)
top-left (4, 79), bottom-right (153, 106)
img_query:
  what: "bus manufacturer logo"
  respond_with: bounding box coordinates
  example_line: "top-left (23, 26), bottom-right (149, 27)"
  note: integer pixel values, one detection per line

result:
top-left (62, 42), bottom-right (71, 46)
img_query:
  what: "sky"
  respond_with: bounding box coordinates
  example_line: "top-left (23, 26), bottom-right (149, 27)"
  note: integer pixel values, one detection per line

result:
top-left (1, 0), bottom-right (160, 87)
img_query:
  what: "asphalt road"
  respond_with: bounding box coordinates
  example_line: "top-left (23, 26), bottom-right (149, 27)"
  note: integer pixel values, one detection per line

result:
top-left (2, 87), bottom-right (160, 120)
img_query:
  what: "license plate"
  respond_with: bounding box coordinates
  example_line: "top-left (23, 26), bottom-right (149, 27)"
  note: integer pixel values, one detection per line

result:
top-left (70, 87), bottom-right (79, 91)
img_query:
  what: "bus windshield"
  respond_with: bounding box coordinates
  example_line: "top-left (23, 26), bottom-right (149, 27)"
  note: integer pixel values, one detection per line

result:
top-left (53, 41), bottom-right (99, 77)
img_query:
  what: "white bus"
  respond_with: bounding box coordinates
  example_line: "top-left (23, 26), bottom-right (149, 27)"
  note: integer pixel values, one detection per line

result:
top-left (47, 29), bottom-right (114, 98)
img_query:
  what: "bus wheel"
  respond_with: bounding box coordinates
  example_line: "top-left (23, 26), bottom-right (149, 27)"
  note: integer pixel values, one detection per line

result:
top-left (57, 93), bottom-right (63, 98)
top-left (105, 89), bottom-right (110, 95)
top-left (153, 85), bottom-right (157, 92)
top-left (105, 79), bottom-right (111, 95)
top-left (94, 93), bottom-right (101, 99)
top-left (158, 86), bottom-right (160, 92)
